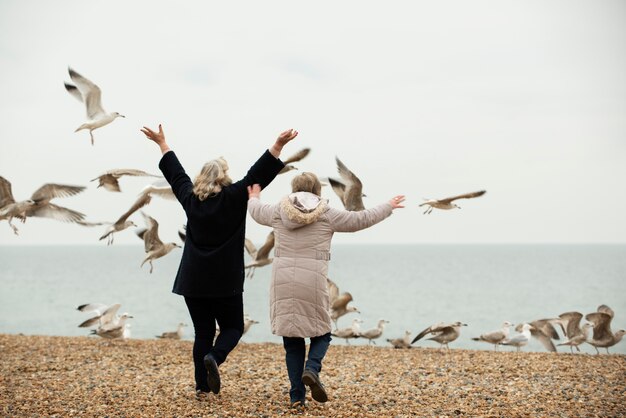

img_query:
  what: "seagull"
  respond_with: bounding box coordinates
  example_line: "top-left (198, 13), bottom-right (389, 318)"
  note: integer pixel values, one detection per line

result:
top-left (387, 331), bottom-right (413, 349)
top-left (327, 278), bottom-right (360, 327)
top-left (91, 316), bottom-right (133, 339)
top-left (331, 318), bottom-right (362, 344)
top-left (156, 323), bottom-right (187, 340)
top-left (136, 212), bottom-right (181, 273)
top-left (0, 176), bottom-right (86, 235)
top-left (501, 323), bottom-right (532, 352)
top-left (139, 180), bottom-right (176, 201)
top-left (77, 303), bottom-right (122, 328)
top-left (99, 193), bottom-right (151, 245)
top-left (514, 319), bottom-right (560, 352)
top-left (471, 321), bottom-right (514, 351)
top-left (419, 190), bottom-right (486, 214)
top-left (585, 305), bottom-right (626, 354)
top-left (278, 148), bottom-right (311, 174)
top-left (64, 67), bottom-right (125, 145)
top-left (91, 169), bottom-right (161, 192)
top-left (328, 157), bottom-right (365, 211)
top-left (558, 323), bottom-right (594, 354)
top-left (359, 319), bottom-right (389, 345)
top-left (411, 321), bottom-right (467, 351)
top-left (243, 316), bottom-right (260, 335)
top-left (244, 231), bottom-right (275, 278)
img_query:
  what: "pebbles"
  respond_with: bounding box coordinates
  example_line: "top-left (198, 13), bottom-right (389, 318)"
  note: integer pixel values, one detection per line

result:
top-left (1, 334), bottom-right (625, 417)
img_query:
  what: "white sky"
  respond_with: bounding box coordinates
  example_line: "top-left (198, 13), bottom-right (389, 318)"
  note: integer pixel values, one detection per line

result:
top-left (0, 0), bottom-right (625, 245)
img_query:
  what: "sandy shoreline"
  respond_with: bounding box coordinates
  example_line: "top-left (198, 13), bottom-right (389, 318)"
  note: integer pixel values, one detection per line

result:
top-left (1, 334), bottom-right (624, 417)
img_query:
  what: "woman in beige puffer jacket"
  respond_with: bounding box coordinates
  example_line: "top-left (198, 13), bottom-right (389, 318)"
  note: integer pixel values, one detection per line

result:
top-left (247, 172), bottom-right (405, 407)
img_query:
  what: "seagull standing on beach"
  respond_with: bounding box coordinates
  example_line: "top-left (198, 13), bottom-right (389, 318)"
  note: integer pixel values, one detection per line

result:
top-left (585, 305), bottom-right (626, 354)
top-left (411, 321), bottom-right (467, 351)
top-left (387, 331), bottom-right (413, 349)
top-left (471, 321), bottom-right (514, 351)
top-left (244, 231), bottom-right (275, 278)
top-left (328, 157), bottom-right (366, 211)
top-left (136, 212), bottom-right (181, 273)
top-left (327, 278), bottom-right (360, 327)
top-left (91, 169), bottom-right (161, 192)
top-left (419, 190), bottom-right (486, 214)
top-left (359, 319), bottom-right (389, 345)
top-left (64, 67), bottom-right (125, 145)
top-left (278, 148), bottom-right (311, 174)
top-left (501, 323), bottom-right (532, 352)
top-left (558, 323), bottom-right (594, 353)
top-left (0, 176), bottom-right (86, 235)
top-left (156, 323), bottom-right (187, 340)
top-left (331, 318), bottom-right (362, 344)
top-left (91, 314), bottom-right (133, 339)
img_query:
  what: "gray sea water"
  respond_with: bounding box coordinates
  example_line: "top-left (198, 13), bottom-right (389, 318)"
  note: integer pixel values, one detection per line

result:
top-left (1, 244), bottom-right (625, 354)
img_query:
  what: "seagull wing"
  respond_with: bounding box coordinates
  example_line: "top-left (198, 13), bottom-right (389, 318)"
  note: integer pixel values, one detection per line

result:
top-left (327, 278), bottom-right (339, 306)
top-left (178, 228), bottom-right (186, 243)
top-left (64, 82), bottom-right (84, 103)
top-left (100, 303), bottom-right (122, 325)
top-left (26, 203), bottom-right (86, 223)
top-left (0, 176), bottom-right (16, 208)
top-left (282, 148), bottom-right (311, 165)
top-left (108, 169), bottom-right (161, 178)
top-left (140, 212), bottom-right (163, 252)
top-left (30, 184), bottom-right (85, 202)
top-left (411, 325), bottom-right (434, 344)
top-left (585, 312), bottom-right (612, 341)
top-left (597, 305), bottom-right (614, 319)
top-left (558, 312), bottom-right (583, 338)
top-left (331, 292), bottom-right (353, 311)
top-left (327, 178), bottom-right (347, 206)
top-left (244, 238), bottom-right (257, 259)
top-left (256, 231), bottom-right (275, 260)
top-left (336, 157), bottom-right (365, 211)
top-left (68, 68), bottom-right (106, 119)
top-left (440, 190), bottom-right (487, 204)
top-left (141, 181), bottom-right (175, 200)
top-left (116, 193), bottom-right (152, 223)
top-left (77, 303), bottom-right (108, 315)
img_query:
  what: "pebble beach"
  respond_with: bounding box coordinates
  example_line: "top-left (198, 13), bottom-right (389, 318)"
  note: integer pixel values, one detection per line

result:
top-left (1, 334), bottom-right (624, 417)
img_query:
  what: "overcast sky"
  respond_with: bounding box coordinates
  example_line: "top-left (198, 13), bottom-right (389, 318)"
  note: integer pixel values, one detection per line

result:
top-left (0, 0), bottom-right (624, 245)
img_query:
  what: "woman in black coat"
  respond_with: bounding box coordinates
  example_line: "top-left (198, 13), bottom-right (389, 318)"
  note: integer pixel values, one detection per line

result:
top-left (141, 124), bottom-right (298, 398)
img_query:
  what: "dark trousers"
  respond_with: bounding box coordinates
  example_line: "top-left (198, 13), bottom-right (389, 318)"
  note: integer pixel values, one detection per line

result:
top-left (282, 333), bottom-right (332, 403)
top-left (184, 294), bottom-right (244, 392)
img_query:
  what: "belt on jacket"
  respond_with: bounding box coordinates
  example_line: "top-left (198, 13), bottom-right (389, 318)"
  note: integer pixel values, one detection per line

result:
top-left (274, 248), bottom-right (331, 261)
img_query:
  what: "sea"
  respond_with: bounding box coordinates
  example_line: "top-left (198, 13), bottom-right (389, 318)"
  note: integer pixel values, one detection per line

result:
top-left (1, 244), bottom-right (625, 354)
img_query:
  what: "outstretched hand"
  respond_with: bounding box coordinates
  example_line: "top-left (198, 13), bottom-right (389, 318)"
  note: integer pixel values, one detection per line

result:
top-left (248, 184), bottom-right (262, 200)
top-left (269, 129), bottom-right (298, 158)
top-left (389, 195), bottom-right (406, 209)
top-left (141, 124), bottom-right (170, 154)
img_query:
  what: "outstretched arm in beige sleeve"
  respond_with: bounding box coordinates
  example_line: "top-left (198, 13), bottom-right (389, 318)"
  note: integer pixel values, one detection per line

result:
top-left (247, 184), bottom-right (278, 227)
top-left (328, 195), bottom-right (405, 233)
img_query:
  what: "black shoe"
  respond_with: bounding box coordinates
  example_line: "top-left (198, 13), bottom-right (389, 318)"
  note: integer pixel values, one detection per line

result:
top-left (203, 354), bottom-right (221, 394)
top-left (301, 370), bottom-right (328, 403)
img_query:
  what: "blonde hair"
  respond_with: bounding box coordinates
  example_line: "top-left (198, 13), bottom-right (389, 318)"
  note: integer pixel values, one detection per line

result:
top-left (193, 157), bottom-right (232, 201)
top-left (291, 172), bottom-right (322, 196)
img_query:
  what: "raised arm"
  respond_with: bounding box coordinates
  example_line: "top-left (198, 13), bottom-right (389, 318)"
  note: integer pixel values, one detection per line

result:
top-left (247, 184), bottom-right (277, 227)
top-left (141, 124), bottom-right (193, 206)
top-left (328, 195), bottom-right (405, 233)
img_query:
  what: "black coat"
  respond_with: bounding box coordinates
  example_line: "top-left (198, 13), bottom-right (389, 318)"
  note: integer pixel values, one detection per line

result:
top-left (159, 150), bottom-right (284, 297)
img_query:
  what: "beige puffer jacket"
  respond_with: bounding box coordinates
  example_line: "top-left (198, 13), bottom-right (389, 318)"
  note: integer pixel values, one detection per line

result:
top-left (248, 192), bottom-right (393, 338)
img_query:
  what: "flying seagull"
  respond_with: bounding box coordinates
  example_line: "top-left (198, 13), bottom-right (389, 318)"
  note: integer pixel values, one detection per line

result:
top-left (91, 169), bottom-right (161, 192)
top-left (0, 176), bottom-right (86, 235)
top-left (64, 67), bottom-right (125, 145)
top-left (328, 157), bottom-right (366, 211)
top-left (136, 212), bottom-right (181, 273)
top-left (278, 148), bottom-right (311, 174)
top-left (244, 231), bottom-right (275, 278)
top-left (419, 190), bottom-right (486, 214)
top-left (514, 319), bottom-right (560, 352)
top-left (327, 278), bottom-right (360, 327)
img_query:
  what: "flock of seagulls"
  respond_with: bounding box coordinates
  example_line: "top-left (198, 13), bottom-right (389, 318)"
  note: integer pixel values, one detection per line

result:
top-left (337, 304), bottom-right (624, 354)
